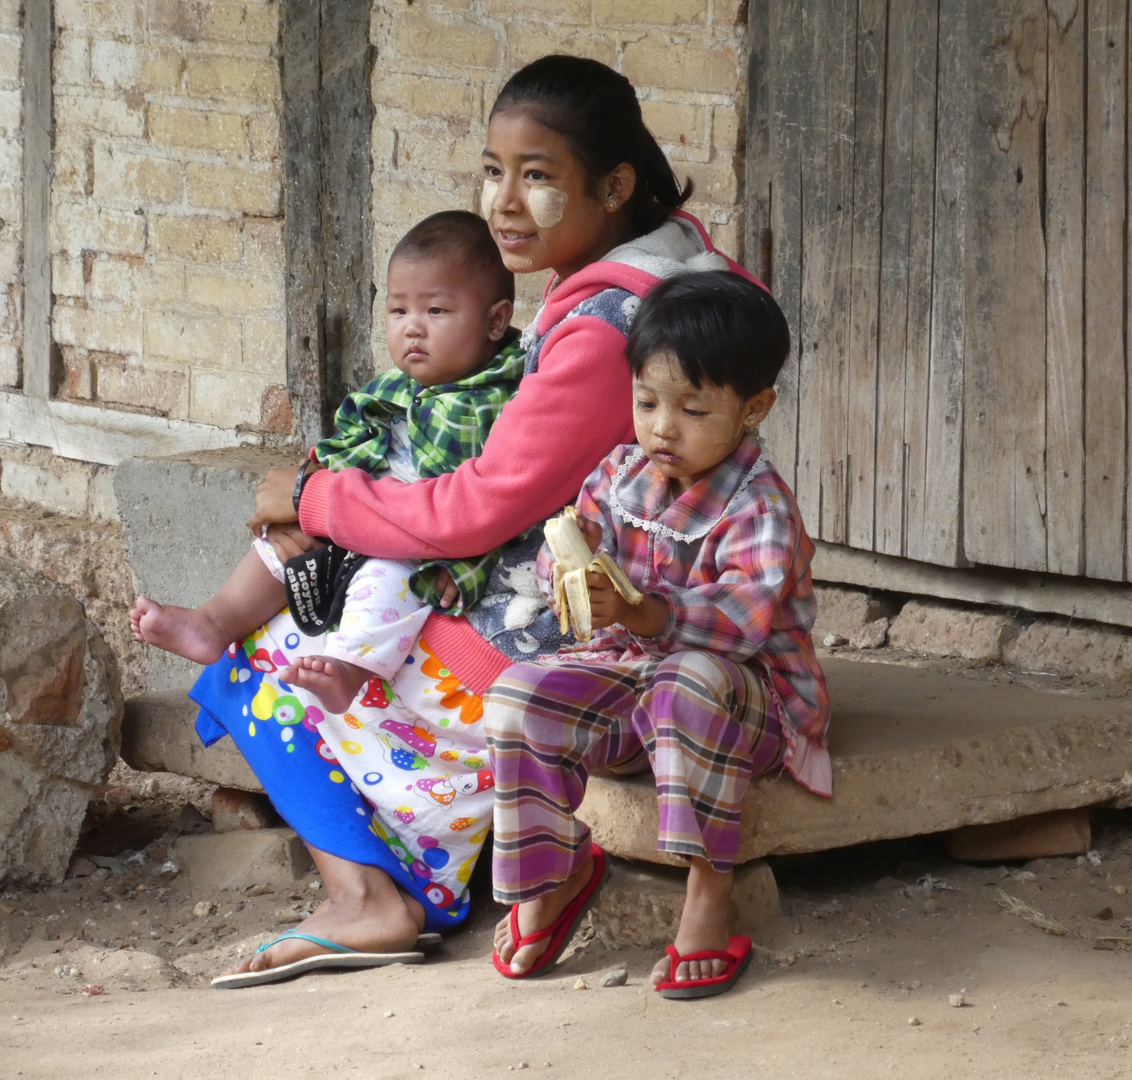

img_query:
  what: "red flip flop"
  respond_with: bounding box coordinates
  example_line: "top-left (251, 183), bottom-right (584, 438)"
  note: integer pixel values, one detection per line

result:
top-left (492, 843), bottom-right (607, 979)
top-left (655, 934), bottom-right (753, 1000)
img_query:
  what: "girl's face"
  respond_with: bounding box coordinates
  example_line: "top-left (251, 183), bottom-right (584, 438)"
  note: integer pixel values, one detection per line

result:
top-left (633, 353), bottom-right (776, 495)
top-left (481, 108), bottom-right (635, 282)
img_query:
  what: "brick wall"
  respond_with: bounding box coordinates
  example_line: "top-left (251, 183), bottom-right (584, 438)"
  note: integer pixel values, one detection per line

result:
top-left (51, 0), bottom-right (286, 432)
top-left (0, 0), bottom-right (20, 389)
top-left (369, 0), bottom-right (749, 335)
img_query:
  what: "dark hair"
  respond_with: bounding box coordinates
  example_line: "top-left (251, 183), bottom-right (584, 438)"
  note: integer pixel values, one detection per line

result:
top-left (490, 55), bottom-right (693, 237)
top-left (626, 272), bottom-right (791, 397)
top-left (390, 209), bottom-right (514, 302)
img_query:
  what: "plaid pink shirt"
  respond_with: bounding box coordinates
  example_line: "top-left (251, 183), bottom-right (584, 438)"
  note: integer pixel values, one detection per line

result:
top-left (539, 435), bottom-right (832, 796)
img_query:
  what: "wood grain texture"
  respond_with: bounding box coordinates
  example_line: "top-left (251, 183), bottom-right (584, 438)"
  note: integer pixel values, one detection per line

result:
top-left (758, 0), bottom-right (806, 493)
top-left (845, 0), bottom-right (887, 551)
top-left (1044, 0), bottom-right (1086, 576)
top-left (1081, 0), bottom-right (1128, 579)
top-left (962, 0), bottom-right (1048, 571)
top-left (920, 0), bottom-right (968, 566)
top-left (899, 0), bottom-right (940, 561)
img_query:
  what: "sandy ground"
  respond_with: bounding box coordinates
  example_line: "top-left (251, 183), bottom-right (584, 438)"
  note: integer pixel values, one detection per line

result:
top-left (3, 765), bottom-right (1132, 1079)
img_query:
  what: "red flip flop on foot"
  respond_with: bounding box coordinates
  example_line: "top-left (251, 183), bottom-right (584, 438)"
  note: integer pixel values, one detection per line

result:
top-left (655, 934), bottom-right (753, 1000)
top-left (492, 843), bottom-right (607, 979)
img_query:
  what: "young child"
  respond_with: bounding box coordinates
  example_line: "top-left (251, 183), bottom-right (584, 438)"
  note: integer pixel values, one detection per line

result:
top-left (131, 210), bottom-right (522, 714)
top-left (484, 270), bottom-right (831, 999)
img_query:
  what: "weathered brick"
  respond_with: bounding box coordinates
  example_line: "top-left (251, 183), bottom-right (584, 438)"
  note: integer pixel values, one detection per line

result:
top-left (185, 267), bottom-right (283, 314)
top-left (488, 0), bottom-right (590, 18)
top-left (683, 156), bottom-right (739, 204)
top-left (592, 0), bottom-right (705, 27)
top-left (144, 311), bottom-right (242, 366)
top-left (371, 72), bottom-right (477, 123)
top-left (189, 368), bottom-right (269, 427)
top-left (187, 162), bottom-right (280, 215)
top-left (390, 12), bottom-right (502, 70)
top-left (242, 314), bottom-right (286, 376)
top-left (133, 262), bottom-right (186, 306)
top-left (0, 339), bottom-right (17, 387)
top-left (245, 2), bottom-right (281, 44)
top-left (148, 105), bottom-right (247, 156)
top-left (184, 54), bottom-right (279, 101)
top-left (247, 112), bottom-right (280, 162)
top-left (91, 40), bottom-right (141, 91)
top-left (90, 0), bottom-right (145, 36)
top-left (88, 256), bottom-right (139, 304)
top-left (89, 467), bottom-right (121, 523)
top-left (240, 218), bottom-right (283, 270)
top-left (60, 346), bottom-right (94, 400)
top-left (641, 99), bottom-right (706, 148)
top-left (148, 0), bottom-right (213, 43)
top-left (712, 104), bottom-right (741, 150)
top-left (373, 177), bottom-right (458, 227)
top-left (150, 215), bottom-right (243, 264)
top-left (1, 459), bottom-right (91, 518)
top-left (53, 302), bottom-right (145, 356)
top-left (0, 0), bottom-right (20, 31)
top-left (94, 146), bottom-right (184, 207)
top-left (888, 599), bottom-right (1020, 664)
top-left (712, 0), bottom-right (749, 28)
top-left (94, 353), bottom-right (190, 417)
top-left (54, 0), bottom-right (90, 32)
top-left (52, 255), bottom-right (86, 299)
top-left (56, 94), bottom-right (146, 138)
top-left (0, 34), bottom-right (21, 83)
top-left (257, 383), bottom-right (294, 434)
top-left (51, 140), bottom-right (89, 197)
top-left (622, 39), bottom-right (740, 96)
top-left (393, 127), bottom-right (480, 174)
top-left (138, 46), bottom-right (185, 93)
top-left (505, 31), bottom-right (618, 71)
top-left (1003, 620), bottom-right (1132, 686)
top-left (53, 32), bottom-right (90, 89)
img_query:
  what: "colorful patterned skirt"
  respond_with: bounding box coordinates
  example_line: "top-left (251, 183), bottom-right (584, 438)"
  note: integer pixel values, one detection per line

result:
top-left (190, 610), bottom-right (495, 933)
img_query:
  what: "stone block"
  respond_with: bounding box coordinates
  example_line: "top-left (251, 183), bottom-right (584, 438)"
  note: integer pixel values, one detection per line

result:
top-left (241, 315), bottom-right (287, 377)
top-left (148, 105), bottom-right (247, 156)
top-left (1, 459), bottom-right (90, 518)
top-left (946, 808), bottom-right (1091, 863)
top-left (121, 692), bottom-right (264, 790)
top-left (185, 267), bottom-right (283, 315)
top-left (143, 311), bottom-right (242, 366)
top-left (370, 72), bottom-right (477, 121)
top-left (641, 99), bottom-right (707, 148)
top-left (579, 657), bottom-right (1132, 864)
top-left (1004, 620), bottom-right (1132, 686)
top-left (93, 355), bottom-right (190, 419)
top-left (211, 786), bottom-right (278, 832)
top-left (592, 0), bottom-right (706, 27)
top-left (189, 369), bottom-right (271, 428)
top-left (53, 303), bottom-right (144, 359)
top-left (114, 447), bottom-right (286, 691)
top-left (0, 563), bottom-right (123, 887)
top-left (51, 204), bottom-right (146, 258)
top-left (390, 12), bottom-right (501, 70)
top-left (150, 215), bottom-right (244, 265)
top-left (183, 55), bottom-right (279, 101)
top-left (888, 599), bottom-right (1019, 662)
top-left (621, 39), bottom-right (740, 96)
top-left (172, 827), bottom-right (313, 891)
top-left (93, 146), bottom-right (184, 208)
top-left (812, 585), bottom-right (899, 643)
top-left (186, 162), bottom-right (280, 215)
top-left (588, 857), bottom-right (779, 950)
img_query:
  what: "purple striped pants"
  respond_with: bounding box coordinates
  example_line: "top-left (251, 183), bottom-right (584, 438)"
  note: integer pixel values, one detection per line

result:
top-left (484, 651), bottom-right (782, 904)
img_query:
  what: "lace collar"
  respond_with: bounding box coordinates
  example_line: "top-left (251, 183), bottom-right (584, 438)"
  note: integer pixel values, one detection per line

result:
top-left (608, 436), bottom-right (772, 543)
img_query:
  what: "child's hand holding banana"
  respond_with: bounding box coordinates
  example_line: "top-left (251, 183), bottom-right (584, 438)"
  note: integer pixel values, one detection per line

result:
top-left (545, 508), bottom-right (669, 641)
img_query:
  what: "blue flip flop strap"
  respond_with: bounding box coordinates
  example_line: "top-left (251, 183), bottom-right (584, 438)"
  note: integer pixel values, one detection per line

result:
top-left (255, 930), bottom-right (359, 956)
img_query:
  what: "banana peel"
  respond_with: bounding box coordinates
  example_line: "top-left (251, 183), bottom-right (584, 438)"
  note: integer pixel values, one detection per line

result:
top-left (544, 506), bottom-right (643, 641)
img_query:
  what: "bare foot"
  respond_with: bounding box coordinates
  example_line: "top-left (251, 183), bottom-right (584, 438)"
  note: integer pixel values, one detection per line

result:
top-left (279, 655), bottom-right (369, 714)
top-left (129, 595), bottom-right (232, 665)
top-left (493, 849), bottom-right (595, 976)
top-left (219, 851), bottom-right (425, 978)
top-left (650, 858), bottom-right (734, 987)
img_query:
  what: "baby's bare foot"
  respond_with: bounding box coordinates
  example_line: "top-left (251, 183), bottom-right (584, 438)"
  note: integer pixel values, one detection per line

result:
top-left (129, 595), bottom-right (231, 665)
top-left (279, 655), bottom-right (369, 714)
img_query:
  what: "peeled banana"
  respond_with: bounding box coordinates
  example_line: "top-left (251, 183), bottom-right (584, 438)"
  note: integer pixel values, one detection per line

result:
top-left (544, 506), bottom-right (643, 642)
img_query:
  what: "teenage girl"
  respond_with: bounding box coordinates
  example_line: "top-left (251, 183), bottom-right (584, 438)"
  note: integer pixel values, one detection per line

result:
top-left (199, 54), bottom-right (771, 988)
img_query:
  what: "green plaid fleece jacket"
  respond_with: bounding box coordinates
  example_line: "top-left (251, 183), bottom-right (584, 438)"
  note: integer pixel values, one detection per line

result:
top-left (311, 336), bottom-right (526, 615)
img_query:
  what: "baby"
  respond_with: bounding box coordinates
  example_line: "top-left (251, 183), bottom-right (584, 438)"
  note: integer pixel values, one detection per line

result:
top-left (131, 210), bottom-right (521, 713)
top-left (484, 270), bottom-right (830, 998)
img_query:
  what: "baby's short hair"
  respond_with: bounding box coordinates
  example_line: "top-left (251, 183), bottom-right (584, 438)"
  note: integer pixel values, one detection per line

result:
top-left (390, 210), bottom-right (514, 303)
top-left (626, 271), bottom-right (790, 397)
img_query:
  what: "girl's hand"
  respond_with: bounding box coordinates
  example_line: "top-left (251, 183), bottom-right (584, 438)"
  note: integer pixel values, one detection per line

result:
top-left (577, 515), bottom-right (602, 554)
top-left (585, 571), bottom-right (669, 638)
top-left (248, 465), bottom-right (305, 531)
top-left (254, 522), bottom-right (322, 563)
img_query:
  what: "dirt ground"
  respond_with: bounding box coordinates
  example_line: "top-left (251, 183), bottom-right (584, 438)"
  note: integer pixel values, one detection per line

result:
top-left (3, 761), bottom-right (1132, 1079)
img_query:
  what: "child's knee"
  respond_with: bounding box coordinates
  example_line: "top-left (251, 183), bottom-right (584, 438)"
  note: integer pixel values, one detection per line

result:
top-left (654, 651), bottom-right (735, 706)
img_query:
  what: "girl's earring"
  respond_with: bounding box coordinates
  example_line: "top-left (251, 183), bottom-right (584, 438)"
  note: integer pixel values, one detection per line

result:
top-left (606, 195), bottom-right (619, 209)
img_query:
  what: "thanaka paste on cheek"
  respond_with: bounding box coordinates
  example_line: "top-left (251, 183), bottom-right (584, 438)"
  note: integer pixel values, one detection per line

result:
top-left (480, 179), bottom-right (499, 219)
top-left (527, 186), bottom-right (568, 229)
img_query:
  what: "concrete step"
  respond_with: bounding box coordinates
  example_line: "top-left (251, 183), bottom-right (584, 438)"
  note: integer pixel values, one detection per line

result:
top-left (122, 657), bottom-right (1132, 867)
